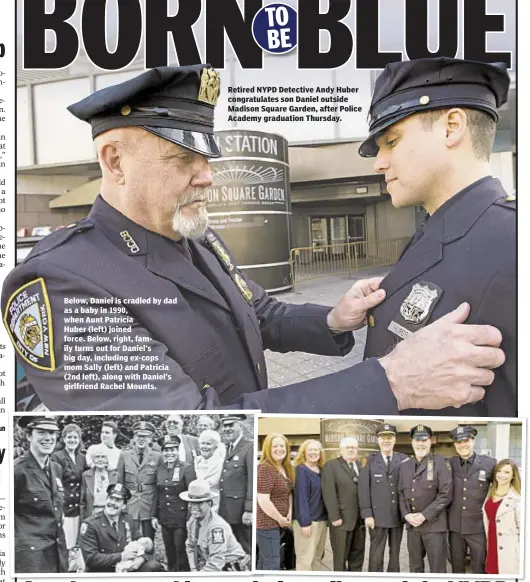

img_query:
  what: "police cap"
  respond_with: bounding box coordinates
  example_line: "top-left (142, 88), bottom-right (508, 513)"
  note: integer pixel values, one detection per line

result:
top-left (220, 414), bottom-right (247, 426)
top-left (377, 423), bottom-right (397, 436)
top-left (410, 424), bottom-right (433, 440)
top-left (449, 425), bottom-right (478, 442)
top-left (159, 434), bottom-right (181, 449)
top-left (107, 483), bottom-right (132, 501)
top-left (18, 415), bottom-right (60, 432)
top-left (359, 57), bottom-right (510, 157)
top-left (68, 65), bottom-right (221, 158)
top-left (132, 420), bottom-right (156, 436)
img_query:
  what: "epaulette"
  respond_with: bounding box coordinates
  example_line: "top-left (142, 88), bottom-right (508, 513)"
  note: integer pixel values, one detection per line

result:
top-left (23, 219), bottom-right (95, 262)
top-left (494, 194), bottom-right (516, 209)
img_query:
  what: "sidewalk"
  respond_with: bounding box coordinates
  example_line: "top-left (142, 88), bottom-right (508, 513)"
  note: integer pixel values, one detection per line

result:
top-left (265, 269), bottom-right (390, 387)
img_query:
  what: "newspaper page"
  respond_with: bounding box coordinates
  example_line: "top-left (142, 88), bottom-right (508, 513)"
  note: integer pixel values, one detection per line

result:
top-left (0, 0), bottom-right (524, 581)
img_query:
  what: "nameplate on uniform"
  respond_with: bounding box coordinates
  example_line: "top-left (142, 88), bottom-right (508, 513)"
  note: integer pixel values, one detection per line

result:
top-left (3, 277), bottom-right (56, 371)
top-left (388, 281), bottom-right (443, 341)
top-left (427, 459), bottom-right (434, 481)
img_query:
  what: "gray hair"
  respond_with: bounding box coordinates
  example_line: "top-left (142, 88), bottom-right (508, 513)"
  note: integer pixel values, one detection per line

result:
top-left (199, 430), bottom-right (221, 446)
top-left (340, 436), bottom-right (359, 449)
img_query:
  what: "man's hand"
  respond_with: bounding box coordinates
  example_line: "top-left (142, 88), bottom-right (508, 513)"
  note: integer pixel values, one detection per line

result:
top-left (278, 515), bottom-right (291, 528)
top-left (380, 303), bottom-right (505, 410)
top-left (404, 513), bottom-right (417, 527)
top-left (301, 525), bottom-right (312, 538)
top-left (242, 511), bottom-right (253, 526)
top-left (151, 517), bottom-right (159, 530)
top-left (121, 547), bottom-right (138, 561)
top-left (412, 513), bottom-right (426, 526)
top-left (332, 519), bottom-right (343, 527)
top-left (364, 517), bottom-right (375, 530)
top-left (327, 278), bottom-right (386, 332)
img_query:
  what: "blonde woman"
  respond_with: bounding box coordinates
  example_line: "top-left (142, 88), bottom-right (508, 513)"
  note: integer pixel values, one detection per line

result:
top-left (292, 439), bottom-right (328, 571)
top-left (256, 433), bottom-right (295, 570)
top-left (482, 459), bottom-right (521, 575)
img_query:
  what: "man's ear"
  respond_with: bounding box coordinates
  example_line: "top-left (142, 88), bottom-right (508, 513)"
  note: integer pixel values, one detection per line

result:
top-left (444, 108), bottom-right (468, 149)
top-left (99, 142), bottom-right (125, 184)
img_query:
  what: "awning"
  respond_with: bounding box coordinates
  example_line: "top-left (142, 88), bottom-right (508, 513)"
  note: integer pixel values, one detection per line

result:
top-left (289, 141), bottom-right (377, 183)
top-left (49, 178), bottom-right (101, 209)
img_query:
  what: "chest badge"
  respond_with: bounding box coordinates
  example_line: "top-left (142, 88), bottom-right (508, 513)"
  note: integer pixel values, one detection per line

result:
top-left (388, 281), bottom-right (443, 340)
top-left (478, 469), bottom-right (486, 482)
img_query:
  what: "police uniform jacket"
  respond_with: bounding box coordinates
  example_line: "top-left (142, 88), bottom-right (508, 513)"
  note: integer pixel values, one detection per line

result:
top-left (80, 467), bottom-right (119, 520)
top-left (51, 448), bottom-right (88, 518)
top-left (218, 437), bottom-right (253, 524)
top-left (80, 510), bottom-right (146, 572)
top-left (364, 177), bottom-right (516, 417)
top-left (14, 451), bottom-right (67, 571)
top-left (359, 451), bottom-right (408, 528)
top-left (150, 460), bottom-right (196, 527)
top-left (321, 457), bottom-right (362, 531)
top-left (448, 453), bottom-right (496, 534)
top-left (398, 453), bottom-right (452, 532)
top-left (2, 195), bottom-right (402, 416)
top-left (185, 511), bottom-right (247, 572)
top-left (116, 447), bottom-right (162, 520)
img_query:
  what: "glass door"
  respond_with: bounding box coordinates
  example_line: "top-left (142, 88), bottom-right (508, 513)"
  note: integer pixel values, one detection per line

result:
top-left (330, 216), bottom-right (347, 255)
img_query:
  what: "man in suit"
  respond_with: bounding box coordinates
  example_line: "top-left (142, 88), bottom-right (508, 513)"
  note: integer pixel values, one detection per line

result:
top-left (359, 424), bottom-right (408, 571)
top-left (2, 65), bottom-right (504, 415)
top-left (116, 421), bottom-right (162, 540)
top-left (398, 425), bottom-right (453, 573)
top-left (447, 425), bottom-right (496, 573)
top-left (163, 414), bottom-right (200, 464)
top-left (14, 416), bottom-right (67, 574)
top-left (321, 437), bottom-right (365, 571)
top-left (361, 57), bottom-right (515, 417)
top-left (79, 483), bottom-right (163, 572)
top-left (218, 414), bottom-right (253, 554)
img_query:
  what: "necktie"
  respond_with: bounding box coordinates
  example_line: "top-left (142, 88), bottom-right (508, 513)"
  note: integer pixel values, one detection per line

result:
top-left (228, 444), bottom-right (233, 457)
top-left (138, 451), bottom-right (144, 465)
top-left (386, 456), bottom-right (391, 473)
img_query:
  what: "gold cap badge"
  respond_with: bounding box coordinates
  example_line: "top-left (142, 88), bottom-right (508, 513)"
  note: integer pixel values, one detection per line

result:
top-left (198, 68), bottom-right (221, 106)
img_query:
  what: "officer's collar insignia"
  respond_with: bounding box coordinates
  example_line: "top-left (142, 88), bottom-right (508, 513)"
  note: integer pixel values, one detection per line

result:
top-left (198, 68), bottom-right (221, 106)
top-left (211, 527), bottom-right (225, 545)
top-left (400, 283), bottom-right (439, 324)
top-left (4, 278), bottom-right (55, 371)
top-left (234, 273), bottom-right (253, 303)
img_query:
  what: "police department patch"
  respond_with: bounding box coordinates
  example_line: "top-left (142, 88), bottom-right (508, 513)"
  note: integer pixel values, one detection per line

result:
top-left (4, 278), bottom-right (55, 371)
top-left (211, 527), bottom-right (225, 544)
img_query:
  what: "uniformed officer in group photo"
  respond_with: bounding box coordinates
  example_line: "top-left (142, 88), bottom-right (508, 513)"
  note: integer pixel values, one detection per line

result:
top-left (116, 421), bottom-right (162, 540)
top-left (79, 483), bottom-right (164, 572)
top-left (398, 424), bottom-right (453, 573)
top-left (359, 423), bottom-right (408, 571)
top-left (218, 414), bottom-right (253, 555)
top-left (2, 62), bottom-right (505, 416)
top-left (360, 57), bottom-right (515, 417)
top-left (447, 425), bottom-right (496, 573)
top-left (14, 416), bottom-right (68, 574)
top-left (150, 434), bottom-right (196, 572)
top-left (181, 479), bottom-right (250, 572)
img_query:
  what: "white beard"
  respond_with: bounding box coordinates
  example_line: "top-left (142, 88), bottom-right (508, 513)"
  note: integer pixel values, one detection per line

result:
top-left (172, 192), bottom-right (209, 238)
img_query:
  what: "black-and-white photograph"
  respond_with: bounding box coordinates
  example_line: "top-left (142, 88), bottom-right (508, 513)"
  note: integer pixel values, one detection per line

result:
top-left (12, 411), bottom-right (256, 575)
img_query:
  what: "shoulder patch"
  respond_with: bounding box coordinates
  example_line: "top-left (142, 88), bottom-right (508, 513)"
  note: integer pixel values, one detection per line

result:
top-left (211, 527), bottom-right (225, 545)
top-left (80, 523), bottom-right (88, 535)
top-left (4, 278), bottom-right (55, 371)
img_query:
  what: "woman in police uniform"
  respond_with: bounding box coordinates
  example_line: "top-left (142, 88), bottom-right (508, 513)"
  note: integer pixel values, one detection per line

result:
top-left (51, 423), bottom-right (88, 553)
